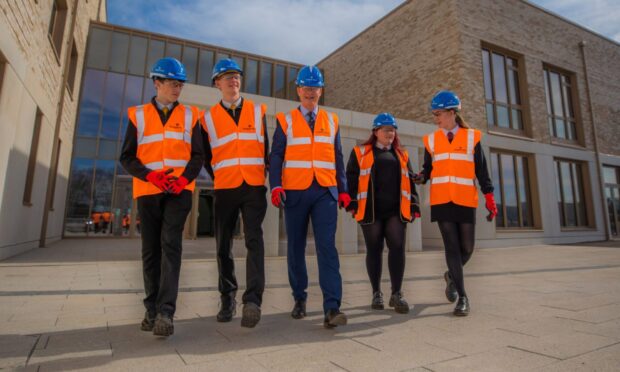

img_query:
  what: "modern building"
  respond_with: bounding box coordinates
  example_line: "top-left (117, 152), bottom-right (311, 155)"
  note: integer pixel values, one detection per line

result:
top-left (0, 0), bottom-right (106, 259)
top-left (1, 0), bottom-right (618, 260)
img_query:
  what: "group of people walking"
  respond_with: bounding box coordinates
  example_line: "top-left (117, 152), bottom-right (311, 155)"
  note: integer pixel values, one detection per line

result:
top-left (119, 57), bottom-right (498, 337)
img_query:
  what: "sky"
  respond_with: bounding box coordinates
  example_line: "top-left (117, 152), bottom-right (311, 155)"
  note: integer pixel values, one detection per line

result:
top-left (106, 0), bottom-right (620, 65)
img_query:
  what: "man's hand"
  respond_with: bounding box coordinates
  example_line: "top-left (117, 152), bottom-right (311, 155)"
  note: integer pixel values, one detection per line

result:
top-left (271, 187), bottom-right (286, 208)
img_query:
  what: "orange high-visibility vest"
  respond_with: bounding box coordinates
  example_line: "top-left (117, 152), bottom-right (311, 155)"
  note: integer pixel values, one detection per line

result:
top-left (423, 128), bottom-right (481, 208)
top-left (128, 103), bottom-right (199, 198)
top-left (276, 109), bottom-right (338, 190)
top-left (353, 145), bottom-right (413, 222)
top-left (201, 100), bottom-right (266, 189)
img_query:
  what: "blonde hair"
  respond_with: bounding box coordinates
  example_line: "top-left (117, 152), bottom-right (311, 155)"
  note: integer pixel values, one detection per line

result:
top-left (455, 112), bottom-right (470, 128)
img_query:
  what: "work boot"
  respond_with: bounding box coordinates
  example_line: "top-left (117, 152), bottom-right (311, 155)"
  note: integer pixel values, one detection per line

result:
top-left (323, 309), bottom-right (347, 329)
top-left (241, 302), bottom-right (261, 328)
top-left (444, 270), bottom-right (458, 303)
top-left (389, 291), bottom-right (410, 314)
top-left (453, 296), bottom-right (470, 316)
top-left (371, 291), bottom-right (384, 310)
top-left (291, 300), bottom-right (306, 319)
top-left (153, 313), bottom-right (174, 337)
top-left (217, 295), bottom-right (237, 322)
top-left (140, 311), bottom-right (156, 332)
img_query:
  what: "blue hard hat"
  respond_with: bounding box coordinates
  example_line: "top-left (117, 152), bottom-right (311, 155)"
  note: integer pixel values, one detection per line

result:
top-left (296, 65), bottom-right (324, 87)
top-left (430, 90), bottom-right (461, 111)
top-left (150, 57), bottom-right (187, 82)
top-left (373, 112), bottom-right (398, 129)
top-left (212, 58), bottom-right (243, 82)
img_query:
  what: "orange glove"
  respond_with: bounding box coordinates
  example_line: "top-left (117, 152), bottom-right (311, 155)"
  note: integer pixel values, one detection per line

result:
top-left (271, 187), bottom-right (286, 208)
top-left (338, 193), bottom-right (351, 209)
top-left (167, 176), bottom-right (188, 195)
top-left (146, 170), bottom-right (172, 192)
top-left (484, 193), bottom-right (498, 221)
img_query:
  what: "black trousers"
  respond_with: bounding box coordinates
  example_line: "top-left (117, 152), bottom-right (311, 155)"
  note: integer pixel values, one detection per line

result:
top-left (214, 183), bottom-right (267, 306)
top-left (361, 215), bottom-right (407, 295)
top-left (137, 190), bottom-right (192, 317)
top-left (437, 221), bottom-right (475, 297)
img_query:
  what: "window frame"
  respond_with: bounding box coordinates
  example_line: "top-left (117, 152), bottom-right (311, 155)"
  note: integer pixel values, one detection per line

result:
top-left (481, 43), bottom-right (527, 136)
top-left (554, 158), bottom-right (590, 228)
top-left (48, 0), bottom-right (68, 62)
top-left (543, 65), bottom-right (581, 145)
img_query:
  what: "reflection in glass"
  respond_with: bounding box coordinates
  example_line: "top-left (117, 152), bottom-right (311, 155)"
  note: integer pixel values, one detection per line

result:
top-left (555, 162), bottom-right (564, 226)
top-left (120, 75), bottom-right (144, 136)
top-left (198, 49), bottom-right (214, 86)
top-left (482, 50), bottom-right (493, 101)
top-left (86, 27), bottom-right (110, 70)
top-left (508, 69), bottom-right (520, 105)
top-left (166, 42), bottom-right (182, 60)
top-left (516, 157), bottom-right (531, 226)
top-left (288, 67), bottom-right (298, 100)
top-left (501, 154), bottom-right (518, 227)
top-left (128, 36), bottom-right (147, 76)
top-left (100, 72), bottom-right (125, 140)
top-left (109, 32), bottom-right (129, 73)
top-left (142, 78), bottom-right (156, 103)
top-left (275, 64), bottom-right (286, 98)
top-left (74, 138), bottom-right (97, 158)
top-left (77, 69), bottom-right (106, 137)
top-left (146, 39), bottom-right (165, 73)
top-left (555, 118), bottom-right (566, 139)
top-left (603, 166), bottom-right (618, 184)
top-left (511, 109), bottom-right (522, 130)
top-left (549, 72), bottom-right (564, 119)
top-left (491, 153), bottom-right (504, 227)
top-left (560, 162), bottom-right (576, 226)
top-left (245, 59), bottom-right (258, 94)
top-left (571, 163), bottom-right (586, 226)
top-left (260, 61), bottom-right (272, 96)
top-left (486, 103), bottom-right (494, 126)
top-left (496, 105), bottom-right (509, 128)
top-left (67, 158), bottom-right (95, 219)
top-left (98, 139), bottom-right (117, 160)
top-left (183, 46), bottom-right (198, 83)
top-left (92, 160), bottom-right (116, 214)
top-left (492, 53), bottom-right (507, 103)
top-left (562, 81), bottom-right (574, 118)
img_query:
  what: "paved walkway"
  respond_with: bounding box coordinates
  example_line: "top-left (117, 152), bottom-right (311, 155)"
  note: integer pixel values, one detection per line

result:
top-left (1, 239), bottom-right (619, 371)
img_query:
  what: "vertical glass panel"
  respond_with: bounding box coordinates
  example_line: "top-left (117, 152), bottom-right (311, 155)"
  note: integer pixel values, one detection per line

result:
top-left (98, 139), bottom-right (118, 160)
top-left (603, 166), bottom-right (618, 184)
top-left (562, 80), bottom-right (574, 118)
top-left (244, 59), bottom-right (258, 94)
top-left (492, 53), bottom-right (508, 103)
top-left (182, 46), bottom-right (198, 84)
top-left (516, 156), bottom-right (531, 227)
top-left (66, 158), bottom-right (95, 219)
top-left (549, 71), bottom-right (563, 118)
top-left (571, 163), bottom-right (587, 226)
top-left (74, 138), bottom-right (97, 158)
top-left (511, 109), bottom-right (523, 130)
top-left (543, 70), bottom-right (553, 116)
top-left (501, 154), bottom-right (518, 227)
top-left (146, 39), bottom-right (165, 74)
top-left (486, 103), bottom-right (495, 126)
top-left (109, 32), bottom-right (129, 73)
top-left (567, 120), bottom-right (576, 140)
top-left (555, 161), bottom-right (565, 226)
top-left (100, 72), bottom-right (125, 140)
top-left (259, 61), bottom-right (272, 96)
top-left (288, 67), bottom-right (298, 100)
top-left (491, 153), bottom-right (504, 227)
top-left (555, 118), bottom-right (566, 139)
top-left (198, 49), bottom-right (214, 86)
top-left (274, 64), bottom-right (286, 98)
top-left (215, 52), bottom-right (230, 62)
top-left (497, 105), bottom-right (509, 128)
top-left (232, 56), bottom-right (244, 70)
top-left (92, 160), bottom-right (116, 230)
top-left (142, 78), bottom-right (156, 102)
top-left (165, 42), bottom-right (182, 60)
top-left (120, 75), bottom-right (144, 137)
top-left (127, 36), bottom-right (147, 76)
top-left (86, 27), bottom-right (110, 69)
top-left (561, 161), bottom-right (576, 226)
top-left (77, 69), bottom-right (106, 137)
top-left (508, 69), bottom-right (521, 105)
top-left (482, 50), bottom-right (493, 101)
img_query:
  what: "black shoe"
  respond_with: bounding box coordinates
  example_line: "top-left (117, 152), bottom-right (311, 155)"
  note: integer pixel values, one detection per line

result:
top-left (444, 271), bottom-right (458, 303)
top-left (371, 291), bottom-right (384, 310)
top-left (323, 309), bottom-right (347, 329)
top-left (388, 291), bottom-right (410, 314)
top-left (453, 296), bottom-right (470, 316)
top-left (217, 295), bottom-right (237, 322)
top-left (291, 300), bottom-right (306, 319)
top-left (140, 311), bottom-right (156, 331)
top-left (153, 313), bottom-right (174, 336)
top-left (241, 302), bottom-right (261, 328)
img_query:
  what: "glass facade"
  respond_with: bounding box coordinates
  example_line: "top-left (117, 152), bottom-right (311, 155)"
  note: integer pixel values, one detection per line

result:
top-left (64, 23), bottom-right (303, 237)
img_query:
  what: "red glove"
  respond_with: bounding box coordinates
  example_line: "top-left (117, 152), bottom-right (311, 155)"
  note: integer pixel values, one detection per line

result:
top-left (167, 176), bottom-right (188, 195)
top-left (412, 212), bottom-right (421, 222)
top-left (484, 193), bottom-right (498, 221)
top-left (271, 187), bottom-right (286, 208)
top-left (338, 193), bottom-right (351, 209)
top-left (146, 170), bottom-right (172, 192)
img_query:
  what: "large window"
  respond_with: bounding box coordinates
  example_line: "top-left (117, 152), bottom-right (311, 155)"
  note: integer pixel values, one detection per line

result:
top-left (490, 151), bottom-right (533, 228)
top-left (481, 47), bottom-right (524, 132)
top-left (544, 67), bottom-right (578, 141)
top-left (48, 0), bottom-right (68, 58)
top-left (554, 159), bottom-right (588, 227)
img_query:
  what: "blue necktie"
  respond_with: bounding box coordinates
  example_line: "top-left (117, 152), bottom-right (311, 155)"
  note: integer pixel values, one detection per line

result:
top-left (306, 112), bottom-right (315, 130)
top-left (447, 131), bottom-right (454, 143)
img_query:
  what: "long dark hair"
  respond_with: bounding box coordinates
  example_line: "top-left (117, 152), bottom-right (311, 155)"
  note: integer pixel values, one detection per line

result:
top-left (361, 128), bottom-right (404, 157)
top-left (455, 112), bottom-right (470, 128)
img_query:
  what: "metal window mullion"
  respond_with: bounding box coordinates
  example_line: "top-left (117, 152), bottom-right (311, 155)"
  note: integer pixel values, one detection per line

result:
top-left (498, 153), bottom-right (507, 228)
top-left (503, 55), bottom-right (514, 129)
top-left (513, 155), bottom-right (524, 227)
top-left (487, 49), bottom-right (498, 127)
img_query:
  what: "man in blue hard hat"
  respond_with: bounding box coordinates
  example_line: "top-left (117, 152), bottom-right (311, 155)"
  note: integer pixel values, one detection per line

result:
top-left (120, 57), bottom-right (204, 337)
top-left (200, 58), bottom-right (269, 328)
top-left (269, 65), bottom-right (350, 329)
